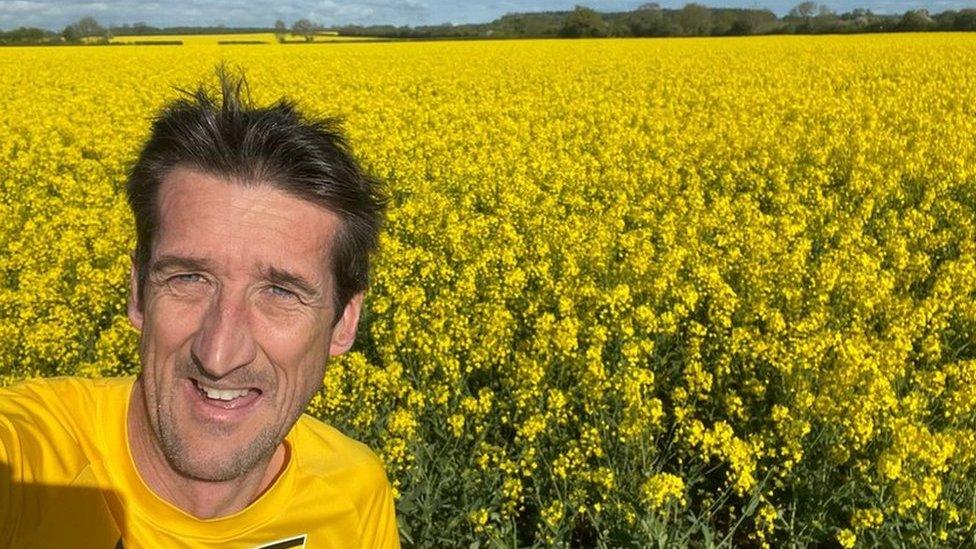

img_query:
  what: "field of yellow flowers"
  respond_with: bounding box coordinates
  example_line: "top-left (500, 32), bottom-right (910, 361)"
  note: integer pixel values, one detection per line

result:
top-left (2, 34), bottom-right (976, 546)
top-left (108, 33), bottom-right (385, 45)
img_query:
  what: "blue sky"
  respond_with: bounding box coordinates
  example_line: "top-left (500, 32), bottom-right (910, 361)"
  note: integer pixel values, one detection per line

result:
top-left (1, 0), bottom-right (973, 31)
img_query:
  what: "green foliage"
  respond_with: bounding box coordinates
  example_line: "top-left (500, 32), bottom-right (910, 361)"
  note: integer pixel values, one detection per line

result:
top-left (274, 20), bottom-right (287, 43)
top-left (0, 27), bottom-right (59, 45)
top-left (899, 10), bottom-right (936, 31)
top-left (291, 19), bottom-right (320, 42)
top-left (61, 16), bottom-right (109, 43)
top-left (559, 5), bottom-right (609, 38)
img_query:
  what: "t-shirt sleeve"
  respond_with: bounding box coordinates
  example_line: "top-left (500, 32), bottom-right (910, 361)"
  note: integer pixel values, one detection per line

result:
top-left (0, 383), bottom-right (59, 545)
top-left (0, 379), bottom-right (88, 544)
top-left (1, 413), bottom-right (19, 545)
top-left (355, 455), bottom-right (401, 549)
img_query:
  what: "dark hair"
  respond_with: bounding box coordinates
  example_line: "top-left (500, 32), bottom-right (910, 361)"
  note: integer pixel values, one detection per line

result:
top-left (126, 68), bottom-right (386, 320)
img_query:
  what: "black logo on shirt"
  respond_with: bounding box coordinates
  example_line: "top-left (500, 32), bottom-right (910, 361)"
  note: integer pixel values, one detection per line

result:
top-left (114, 534), bottom-right (307, 548)
top-left (253, 535), bottom-right (308, 548)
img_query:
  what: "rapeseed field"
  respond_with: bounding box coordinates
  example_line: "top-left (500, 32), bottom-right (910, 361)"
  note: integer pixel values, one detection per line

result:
top-left (109, 33), bottom-right (385, 45)
top-left (2, 35), bottom-right (976, 546)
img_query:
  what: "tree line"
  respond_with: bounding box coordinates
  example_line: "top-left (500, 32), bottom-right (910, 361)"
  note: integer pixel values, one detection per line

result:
top-left (0, 17), bottom-right (335, 45)
top-left (341, 4), bottom-right (976, 38)
top-left (2, 5), bottom-right (976, 46)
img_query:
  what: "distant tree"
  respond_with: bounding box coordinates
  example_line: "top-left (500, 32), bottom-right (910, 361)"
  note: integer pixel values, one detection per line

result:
top-left (840, 8), bottom-right (871, 21)
top-left (933, 9), bottom-right (954, 28)
top-left (10, 27), bottom-right (46, 40)
top-left (75, 16), bottom-right (106, 37)
top-left (673, 6), bottom-right (770, 35)
top-left (130, 22), bottom-right (157, 35)
top-left (62, 16), bottom-right (107, 42)
top-left (956, 8), bottom-right (976, 29)
top-left (899, 9), bottom-right (934, 31)
top-left (517, 13), bottom-right (566, 36)
top-left (274, 19), bottom-right (287, 42)
top-left (0, 26), bottom-right (52, 44)
top-left (61, 25), bottom-right (80, 42)
top-left (607, 17), bottom-right (632, 36)
top-left (291, 18), bottom-right (319, 42)
top-left (810, 4), bottom-right (841, 32)
top-left (932, 9), bottom-right (976, 30)
top-left (629, 3), bottom-right (672, 36)
top-left (788, 1), bottom-right (818, 19)
top-left (728, 9), bottom-right (776, 34)
top-left (678, 3), bottom-right (713, 35)
top-left (786, 1), bottom-right (819, 31)
top-left (560, 5), bottom-right (608, 37)
top-left (497, 13), bottom-right (527, 36)
top-left (727, 18), bottom-right (753, 34)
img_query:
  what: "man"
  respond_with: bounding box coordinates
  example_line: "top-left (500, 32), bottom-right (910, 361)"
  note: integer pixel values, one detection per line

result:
top-left (0, 72), bottom-right (399, 547)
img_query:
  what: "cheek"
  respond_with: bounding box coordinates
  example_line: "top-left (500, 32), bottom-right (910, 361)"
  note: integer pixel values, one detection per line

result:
top-left (141, 299), bottom-right (206, 369)
top-left (258, 319), bottom-right (331, 387)
top-left (259, 303), bottom-right (330, 351)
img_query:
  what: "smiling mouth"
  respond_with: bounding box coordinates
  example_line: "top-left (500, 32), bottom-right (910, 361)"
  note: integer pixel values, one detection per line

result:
top-left (191, 378), bottom-right (262, 410)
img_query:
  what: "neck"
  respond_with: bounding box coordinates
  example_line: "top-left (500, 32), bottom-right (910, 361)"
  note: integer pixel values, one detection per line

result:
top-left (126, 379), bottom-right (287, 519)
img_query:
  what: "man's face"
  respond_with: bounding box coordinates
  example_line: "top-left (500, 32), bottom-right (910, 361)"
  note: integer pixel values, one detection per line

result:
top-left (128, 167), bottom-right (361, 482)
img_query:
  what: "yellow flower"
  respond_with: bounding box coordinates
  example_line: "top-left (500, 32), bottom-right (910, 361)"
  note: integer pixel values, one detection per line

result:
top-left (836, 528), bottom-right (856, 548)
top-left (641, 473), bottom-right (686, 511)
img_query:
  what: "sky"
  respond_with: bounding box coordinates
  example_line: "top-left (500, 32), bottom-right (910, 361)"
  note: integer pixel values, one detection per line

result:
top-left (1, 0), bottom-right (973, 31)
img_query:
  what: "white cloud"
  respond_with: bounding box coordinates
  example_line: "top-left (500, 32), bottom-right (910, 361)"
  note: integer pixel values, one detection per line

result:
top-left (0, 1), bottom-right (47, 13)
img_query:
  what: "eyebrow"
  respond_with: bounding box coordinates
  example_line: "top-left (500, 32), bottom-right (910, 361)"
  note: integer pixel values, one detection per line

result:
top-left (150, 255), bottom-right (213, 274)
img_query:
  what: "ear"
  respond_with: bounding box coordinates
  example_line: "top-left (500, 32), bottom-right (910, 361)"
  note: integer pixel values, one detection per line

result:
top-left (127, 256), bottom-right (144, 332)
top-left (329, 292), bottom-right (363, 357)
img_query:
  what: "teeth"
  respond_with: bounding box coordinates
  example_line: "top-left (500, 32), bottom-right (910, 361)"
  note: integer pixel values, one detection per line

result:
top-left (197, 383), bottom-right (250, 401)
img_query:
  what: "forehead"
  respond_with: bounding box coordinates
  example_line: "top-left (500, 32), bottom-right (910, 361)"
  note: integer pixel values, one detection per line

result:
top-left (154, 167), bottom-right (340, 280)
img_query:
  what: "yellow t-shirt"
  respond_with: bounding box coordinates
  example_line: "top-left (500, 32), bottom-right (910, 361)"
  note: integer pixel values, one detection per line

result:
top-left (0, 377), bottom-right (400, 548)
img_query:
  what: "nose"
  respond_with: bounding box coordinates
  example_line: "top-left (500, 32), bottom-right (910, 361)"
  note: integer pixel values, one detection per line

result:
top-left (191, 290), bottom-right (257, 379)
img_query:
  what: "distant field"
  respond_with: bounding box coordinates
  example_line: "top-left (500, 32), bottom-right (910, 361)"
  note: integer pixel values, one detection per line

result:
top-left (110, 33), bottom-right (387, 45)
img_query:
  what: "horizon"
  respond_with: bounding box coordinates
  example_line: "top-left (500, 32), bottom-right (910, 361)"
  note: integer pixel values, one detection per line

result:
top-left (2, 0), bottom-right (973, 33)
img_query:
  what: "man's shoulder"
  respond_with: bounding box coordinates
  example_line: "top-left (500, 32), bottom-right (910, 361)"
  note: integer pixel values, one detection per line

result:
top-left (289, 414), bottom-right (389, 488)
top-left (0, 376), bottom-right (133, 450)
top-left (1, 375), bottom-right (133, 392)
top-left (287, 415), bottom-right (397, 537)
top-left (0, 376), bottom-right (132, 418)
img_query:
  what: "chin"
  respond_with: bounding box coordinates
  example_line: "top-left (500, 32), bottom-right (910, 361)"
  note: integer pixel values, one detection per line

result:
top-left (160, 424), bottom-right (281, 482)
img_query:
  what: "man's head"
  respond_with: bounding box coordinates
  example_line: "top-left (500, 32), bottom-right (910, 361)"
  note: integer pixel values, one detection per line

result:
top-left (127, 71), bottom-right (385, 320)
top-left (124, 71), bottom-right (385, 483)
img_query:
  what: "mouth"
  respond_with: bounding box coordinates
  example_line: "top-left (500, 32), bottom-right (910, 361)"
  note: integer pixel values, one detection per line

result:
top-left (189, 378), bottom-right (263, 412)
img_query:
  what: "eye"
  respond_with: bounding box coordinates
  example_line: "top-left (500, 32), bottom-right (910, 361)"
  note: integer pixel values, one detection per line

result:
top-left (163, 273), bottom-right (210, 297)
top-left (268, 285), bottom-right (298, 300)
top-left (170, 273), bottom-right (206, 284)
